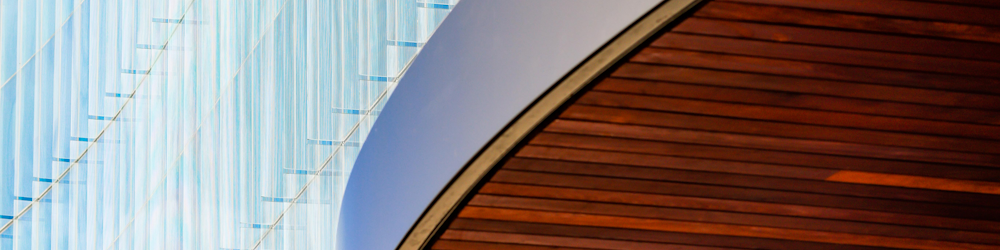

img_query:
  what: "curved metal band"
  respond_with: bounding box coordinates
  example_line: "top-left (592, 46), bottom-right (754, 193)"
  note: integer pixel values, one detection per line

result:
top-left (395, 0), bottom-right (703, 249)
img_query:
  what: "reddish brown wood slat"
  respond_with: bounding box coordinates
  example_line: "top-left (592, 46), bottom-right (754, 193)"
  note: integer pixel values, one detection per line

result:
top-left (577, 91), bottom-right (1000, 140)
top-left (672, 18), bottom-right (1000, 62)
top-left (457, 207), bottom-right (1000, 250)
top-left (440, 230), bottom-right (741, 250)
top-left (446, 219), bottom-right (903, 250)
top-left (695, 1), bottom-right (1000, 43)
top-left (611, 63), bottom-right (1000, 111)
top-left (651, 33), bottom-right (1000, 78)
top-left (502, 158), bottom-right (1000, 207)
top-left (432, 240), bottom-right (593, 250)
top-left (428, 0), bottom-right (1000, 249)
top-left (631, 48), bottom-right (1000, 95)
top-left (560, 105), bottom-right (1000, 155)
top-left (594, 78), bottom-right (1000, 125)
top-left (719, 0), bottom-right (1000, 27)
top-left (911, 0), bottom-right (1000, 9)
top-left (468, 195), bottom-right (1000, 244)
top-left (476, 183), bottom-right (1000, 233)
top-left (544, 119), bottom-right (1000, 168)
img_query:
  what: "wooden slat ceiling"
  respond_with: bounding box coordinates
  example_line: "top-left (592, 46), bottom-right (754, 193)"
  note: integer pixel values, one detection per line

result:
top-left (428, 0), bottom-right (1000, 249)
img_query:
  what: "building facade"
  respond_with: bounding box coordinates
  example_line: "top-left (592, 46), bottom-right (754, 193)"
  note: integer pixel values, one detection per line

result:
top-left (0, 0), bottom-right (455, 249)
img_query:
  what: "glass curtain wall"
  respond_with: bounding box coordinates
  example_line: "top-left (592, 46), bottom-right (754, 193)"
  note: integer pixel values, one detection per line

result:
top-left (0, 0), bottom-right (457, 249)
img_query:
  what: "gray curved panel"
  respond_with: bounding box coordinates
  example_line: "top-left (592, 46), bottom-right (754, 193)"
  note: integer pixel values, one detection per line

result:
top-left (338, 1), bottom-right (663, 249)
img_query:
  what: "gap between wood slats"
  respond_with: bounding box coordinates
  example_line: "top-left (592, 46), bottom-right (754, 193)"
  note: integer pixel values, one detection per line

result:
top-left (530, 131), bottom-right (1000, 183)
top-left (695, 1), bottom-right (1000, 43)
top-left (502, 157), bottom-right (1000, 205)
top-left (476, 183), bottom-right (1000, 233)
top-left (447, 219), bottom-right (911, 250)
top-left (908, 0), bottom-right (1000, 9)
top-left (610, 63), bottom-right (1000, 111)
top-left (560, 105), bottom-right (1000, 155)
top-left (672, 18), bottom-right (1000, 62)
top-left (528, 131), bottom-right (1000, 182)
top-left (468, 194), bottom-right (1000, 244)
top-left (577, 91), bottom-right (1000, 140)
top-left (545, 119), bottom-right (1000, 168)
top-left (631, 48), bottom-right (1000, 96)
top-left (432, 240), bottom-right (594, 250)
top-left (440, 230), bottom-right (739, 250)
top-left (717, 0), bottom-right (1000, 27)
top-left (599, 77), bottom-right (1000, 125)
top-left (652, 33), bottom-right (1000, 78)
top-left (516, 145), bottom-right (1000, 194)
top-left (457, 207), bottom-right (1000, 250)
top-left (517, 145), bottom-right (1000, 196)
top-left (595, 77), bottom-right (1000, 126)
top-left (490, 170), bottom-right (1000, 221)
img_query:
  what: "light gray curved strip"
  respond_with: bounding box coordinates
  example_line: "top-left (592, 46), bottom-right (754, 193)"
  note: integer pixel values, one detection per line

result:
top-left (337, 1), bottom-right (667, 249)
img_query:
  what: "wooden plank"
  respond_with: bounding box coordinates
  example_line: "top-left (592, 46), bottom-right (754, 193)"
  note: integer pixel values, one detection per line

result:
top-left (826, 171), bottom-right (1000, 195)
top-left (545, 119), bottom-right (1000, 168)
top-left (491, 170), bottom-right (1000, 221)
top-left (516, 146), bottom-right (841, 180)
top-left (908, 0), bottom-right (1000, 8)
top-left (651, 33), bottom-right (1000, 78)
top-left (468, 195), bottom-right (1000, 244)
top-left (432, 240), bottom-right (593, 250)
top-left (694, 1), bottom-right (1000, 43)
top-left (502, 157), bottom-right (1000, 207)
top-left (611, 63), bottom-right (1000, 111)
top-left (448, 219), bottom-right (903, 250)
top-left (476, 183), bottom-right (1000, 233)
top-left (529, 132), bottom-right (1000, 182)
top-left (458, 207), bottom-right (1000, 250)
top-left (631, 47), bottom-right (1000, 95)
top-left (718, 0), bottom-right (1000, 27)
top-left (595, 78), bottom-right (1000, 125)
top-left (439, 230), bottom-right (740, 250)
top-left (560, 105), bottom-right (1000, 155)
top-left (577, 91), bottom-right (1000, 140)
top-left (671, 18), bottom-right (1000, 62)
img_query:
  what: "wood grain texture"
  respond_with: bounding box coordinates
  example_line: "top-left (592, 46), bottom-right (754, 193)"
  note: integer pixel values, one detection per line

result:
top-left (672, 18), bottom-right (1000, 62)
top-left (695, 1), bottom-right (1000, 43)
top-left (427, 0), bottom-right (1000, 249)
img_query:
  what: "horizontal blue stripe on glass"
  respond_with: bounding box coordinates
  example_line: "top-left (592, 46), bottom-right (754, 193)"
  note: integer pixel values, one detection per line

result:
top-left (363, 75), bottom-right (395, 82)
top-left (53, 157), bottom-right (102, 165)
top-left (121, 69), bottom-right (150, 74)
top-left (306, 139), bottom-right (360, 147)
top-left (417, 2), bottom-right (453, 9)
top-left (70, 137), bottom-right (121, 143)
top-left (262, 196), bottom-right (332, 204)
top-left (390, 40), bottom-right (424, 47)
top-left (262, 197), bottom-right (293, 203)
top-left (16, 197), bottom-right (51, 203)
top-left (151, 18), bottom-right (202, 24)
top-left (240, 223), bottom-right (303, 230)
top-left (0, 215), bottom-right (13, 220)
top-left (36, 178), bottom-right (53, 183)
top-left (282, 168), bottom-right (336, 176)
top-left (89, 115), bottom-right (114, 121)
top-left (332, 108), bottom-right (365, 115)
top-left (136, 44), bottom-right (166, 49)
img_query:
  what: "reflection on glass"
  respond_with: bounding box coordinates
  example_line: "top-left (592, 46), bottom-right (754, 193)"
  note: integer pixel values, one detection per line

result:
top-left (0, 0), bottom-right (457, 249)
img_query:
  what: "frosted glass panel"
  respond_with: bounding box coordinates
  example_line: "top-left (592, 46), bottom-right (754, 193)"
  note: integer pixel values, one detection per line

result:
top-left (0, 0), bottom-right (456, 249)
